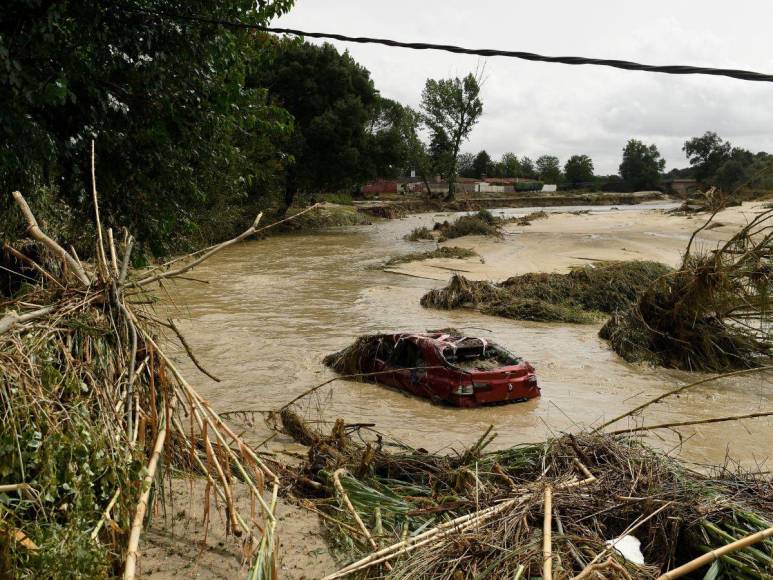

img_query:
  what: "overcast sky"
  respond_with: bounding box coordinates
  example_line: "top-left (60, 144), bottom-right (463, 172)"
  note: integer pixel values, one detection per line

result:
top-left (275, 1), bottom-right (773, 174)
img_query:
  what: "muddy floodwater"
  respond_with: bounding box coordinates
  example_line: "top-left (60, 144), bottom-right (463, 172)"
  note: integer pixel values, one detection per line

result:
top-left (166, 205), bottom-right (771, 469)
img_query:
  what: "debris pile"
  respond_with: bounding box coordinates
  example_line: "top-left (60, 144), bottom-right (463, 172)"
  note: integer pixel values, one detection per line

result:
top-left (0, 184), bottom-right (279, 577)
top-left (421, 261), bottom-right (671, 323)
top-left (601, 207), bottom-right (772, 371)
top-left (383, 246), bottom-right (477, 267)
top-left (280, 410), bottom-right (773, 579)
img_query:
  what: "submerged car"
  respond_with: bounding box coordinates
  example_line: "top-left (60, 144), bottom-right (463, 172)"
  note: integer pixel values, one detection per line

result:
top-left (324, 331), bottom-right (540, 408)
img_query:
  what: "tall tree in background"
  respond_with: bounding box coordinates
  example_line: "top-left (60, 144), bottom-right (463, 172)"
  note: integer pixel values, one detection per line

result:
top-left (564, 155), bottom-right (594, 187)
top-left (536, 155), bottom-right (562, 183)
top-left (520, 157), bottom-right (536, 179)
top-left (619, 139), bottom-right (665, 190)
top-left (1, 0), bottom-right (295, 255)
top-left (457, 152), bottom-right (476, 178)
top-left (400, 107), bottom-right (434, 196)
top-left (421, 73), bottom-right (483, 200)
top-left (500, 153), bottom-right (521, 178)
top-left (260, 40), bottom-right (382, 209)
top-left (683, 131), bottom-right (731, 182)
top-left (472, 150), bottom-right (492, 178)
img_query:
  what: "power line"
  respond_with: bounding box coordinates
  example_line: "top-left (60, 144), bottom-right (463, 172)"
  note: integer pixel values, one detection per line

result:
top-left (120, 7), bottom-right (773, 83)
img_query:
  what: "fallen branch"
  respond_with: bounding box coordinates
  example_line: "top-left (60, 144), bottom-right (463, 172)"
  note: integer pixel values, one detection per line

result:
top-left (657, 525), bottom-right (773, 579)
top-left (594, 366), bottom-right (773, 432)
top-left (0, 306), bottom-right (54, 335)
top-left (11, 191), bottom-right (91, 286)
top-left (168, 319), bottom-right (221, 382)
top-left (543, 485), bottom-right (553, 580)
top-left (607, 411), bottom-right (773, 435)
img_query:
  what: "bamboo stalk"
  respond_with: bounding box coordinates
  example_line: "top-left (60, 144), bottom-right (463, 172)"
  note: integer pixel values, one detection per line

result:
top-left (657, 526), bottom-right (773, 579)
top-left (123, 397), bottom-right (176, 580)
top-left (594, 366), bottom-right (773, 432)
top-left (332, 469), bottom-right (392, 572)
top-left (607, 411), bottom-right (773, 435)
top-left (543, 485), bottom-right (553, 580)
top-left (11, 191), bottom-right (90, 286)
top-left (90, 140), bottom-right (110, 279)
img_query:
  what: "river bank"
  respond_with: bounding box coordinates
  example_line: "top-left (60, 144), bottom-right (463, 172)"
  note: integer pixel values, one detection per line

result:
top-left (142, 200), bottom-right (771, 578)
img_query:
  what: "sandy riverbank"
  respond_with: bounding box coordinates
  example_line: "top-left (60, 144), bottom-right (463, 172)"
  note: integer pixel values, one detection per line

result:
top-left (386, 201), bottom-right (768, 281)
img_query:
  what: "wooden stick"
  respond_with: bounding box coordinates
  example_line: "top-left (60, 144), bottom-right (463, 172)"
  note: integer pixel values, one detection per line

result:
top-left (332, 469), bottom-right (392, 571)
top-left (594, 366), bottom-right (773, 432)
top-left (607, 411), bottom-right (773, 435)
top-left (0, 306), bottom-right (54, 335)
top-left (123, 397), bottom-right (176, 579)
top-left (657, 525), bottom-right (773, 579)
top-left (168, 319), bottom-right (221, 382)
top-left (90, 141), bottom-right (109, 278)
top-left (91, 488), bottom-right (121, 540)
top-left (11, 191), bottom-right (91, 286)
top-left (2, 242), bottom-right (64, 289)
top-left (0, 483), bottom-right (33, 494)
top-left (543, 485), bottom-right (553, 580)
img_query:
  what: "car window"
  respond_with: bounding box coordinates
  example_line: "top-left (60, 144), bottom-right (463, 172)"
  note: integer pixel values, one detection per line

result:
top-left (389, 339), bottom-right (422, 368)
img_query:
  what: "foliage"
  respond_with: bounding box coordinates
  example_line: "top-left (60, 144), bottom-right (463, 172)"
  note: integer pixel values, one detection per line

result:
top-left (520, 156), bottom-right (536, 179)
top-left (404, 226), bottom-right (435, 241)
top-left (683, 131), bottom-right (732, 182)
top-left (421, 261), bottom-right (672, 324)
top-left (384, 246), bottom-right (477, 267)
top-left (0, 0), bottom-right (295, 256)
top-left (564, 154), bottom-right (594, 187)
top-left (259, 39), bottom-right (402, 204)
top-left (421, 73), bottom-right (483, 199)
top-left (400, 107), bottom-right (434, 195)
top-left (536, 155), bottom-right (562, 183)
top-left (600, 209), bottom-right (772, 371)
top-left (619, 139), bottom-right (666, 190)
top-left (434, 210), bottom-right (501, 240)
top-left (471, 150), bottom-right (492, 178)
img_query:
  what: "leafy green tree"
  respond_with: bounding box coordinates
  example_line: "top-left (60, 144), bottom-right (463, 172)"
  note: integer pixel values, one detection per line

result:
top-left (421, 73), bottom-right (483, 200)
top-left (500, 153), bottom-right (521, 178)
top-left (619, 139), bottom-right (666, 190)
top-left (564, 155), bottom-right (594, 187)
top-left (472, 150), bottom-right (492, 178)
top-left (400, 107), bottom-right (434, 195)
top-left (683, 131), bottom-right (731, 182)
top-left (1, 0), bottom-right (295, 255)
top-left (457, 152), bottom-right (476, 178)
top-left (520, 157), bottom-right (536, 179)
top-left (362, 97), bottom-right (410, 181)
top-left (715, 160), bottom-right (747, 192)
top-left (536, 155), bottom-right (562, 183)
top-left (260, 40), bottom-right (384, 208)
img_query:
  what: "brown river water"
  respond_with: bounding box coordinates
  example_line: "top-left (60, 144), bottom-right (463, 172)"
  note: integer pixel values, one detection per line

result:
top-left (165, 207), bottom-right (771, 470)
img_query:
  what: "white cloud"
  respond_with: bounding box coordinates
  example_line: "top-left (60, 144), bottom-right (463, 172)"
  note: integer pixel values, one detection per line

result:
top-left (275, 1), bottom-right (773, 173)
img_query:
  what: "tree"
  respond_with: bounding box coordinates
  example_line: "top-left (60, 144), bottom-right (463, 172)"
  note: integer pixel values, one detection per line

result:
top-left (400, 107), bottom-right (434, 196)
top-left (564, 155), bottom-right (594, 187)
top-left (500, 153), bottom-right (521, 178)
top-left (683, 132), bottom-right (731, 182)
top-left (715, 159), bottom-right (746, 192)
top-left (421, 73), bottom-right (483, 200)
top-left (536, 155), bottom-right (562, 183)
top-left (619, 139), bottom-right (666, 190)
top-left (457, 153), bottom-right (476, 178)
top-left (520, 157), bottom-right (536, 179)
top-left (472, 150), bottom-right (492, 178)
top-left (1, 0), bottom-right (295, 255)
top-left (260, 40), bottom-right (384, 209)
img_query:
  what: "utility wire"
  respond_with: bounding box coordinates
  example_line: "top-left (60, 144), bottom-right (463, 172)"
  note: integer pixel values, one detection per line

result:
top-left (119, 6), bottom-right (773, 83)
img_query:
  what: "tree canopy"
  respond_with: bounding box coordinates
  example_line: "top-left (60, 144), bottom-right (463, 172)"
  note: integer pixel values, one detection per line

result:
top-left (421, 73), bottom-right (483, 199)
top-left (619, 140), bottom-right (665, 190)
top-left (683, 131), bottom-right (731, 182)
top-left (1, 0), bottom-right (295, 255)
top-left (564, 155), bottom-right (594, 187)
top-left (536, 155), bottom-right (562, 183)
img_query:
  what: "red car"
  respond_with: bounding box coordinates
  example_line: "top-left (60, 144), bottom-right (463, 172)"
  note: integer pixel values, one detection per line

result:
top-left (325, 332), bottom-right (540, 408)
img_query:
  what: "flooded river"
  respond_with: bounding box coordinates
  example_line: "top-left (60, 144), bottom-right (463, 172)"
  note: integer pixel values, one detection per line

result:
top-left (166, 206), bottom-right (771, 469)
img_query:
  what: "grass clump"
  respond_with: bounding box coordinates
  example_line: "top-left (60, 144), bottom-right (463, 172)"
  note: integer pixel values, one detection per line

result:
top-left (404, 226), bottom-right (434, 241)
top-left (280, 410), bottom-right (773, 579)
top-left (421, 261), bottom-right (671, 324)
top-left (600, 208), bottom-right (772, 371)
top-left (513, 210), bottom-right (549, 226)
top-left (280, 203), bottom-right (369, 231)
top-left (436, 209), bottom-right (501, 240)
top-left (384, 246), bottom-right (477, 267)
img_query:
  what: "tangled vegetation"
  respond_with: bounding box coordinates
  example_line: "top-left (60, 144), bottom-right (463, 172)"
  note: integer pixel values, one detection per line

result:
top-left (421, 261), bottom-right (671, 323)
top-left (279, 409), bottom-right (773, 579)
top-left (0, 187), bottom-right (280, 578)
top-left (383, 246), bottom-right (477, 267)
top-left (601, 207), bottom-right (772, 371)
